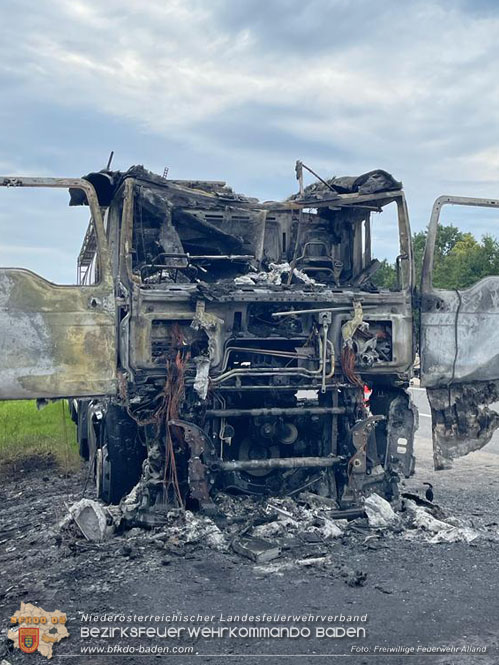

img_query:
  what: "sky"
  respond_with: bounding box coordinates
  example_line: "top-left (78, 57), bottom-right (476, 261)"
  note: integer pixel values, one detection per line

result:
top-left (2, 0), bottom-right (499, 283)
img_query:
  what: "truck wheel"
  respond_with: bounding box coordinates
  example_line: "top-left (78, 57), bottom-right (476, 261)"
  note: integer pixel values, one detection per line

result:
top-left (96, 404), bottom-right (145, 504)
top-left (68, 400), bottom-right (78, 424)
top-left (76, 401), bottom-right (90, 460)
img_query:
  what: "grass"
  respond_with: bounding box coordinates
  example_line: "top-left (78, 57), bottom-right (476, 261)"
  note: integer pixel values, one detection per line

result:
top-left (0, 400), bottom-right (80, 473)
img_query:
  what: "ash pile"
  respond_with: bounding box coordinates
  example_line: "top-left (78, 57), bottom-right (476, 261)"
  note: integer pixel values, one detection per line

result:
top-left (61, 485), bottom-right (499, 586)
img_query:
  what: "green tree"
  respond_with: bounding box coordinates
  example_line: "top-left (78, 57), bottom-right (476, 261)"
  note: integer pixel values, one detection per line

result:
top-left (371, 259), bottom-right (396, 288)
top-left (440, 233), bottom-right (499, 289)
top-left (373, 223), bottom-right (499, 290)
top-left (412, 224), bottom-right (464, 288)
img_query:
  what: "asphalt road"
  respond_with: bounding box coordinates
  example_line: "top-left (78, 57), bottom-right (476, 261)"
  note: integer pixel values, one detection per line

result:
top-left (2, 391), bottom-right (499, 665)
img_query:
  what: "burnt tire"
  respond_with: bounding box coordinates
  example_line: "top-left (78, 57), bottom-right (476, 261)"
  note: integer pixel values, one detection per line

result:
top-left (97, 404), bottom-right (145, 504)
top-left (76, 401), bottom-right (90, 460)
top-left (68, 400), bottom-right (78, 424)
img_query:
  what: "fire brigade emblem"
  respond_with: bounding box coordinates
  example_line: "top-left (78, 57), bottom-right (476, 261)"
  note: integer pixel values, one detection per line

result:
top-left (19, 627), bottom-right (39, 653)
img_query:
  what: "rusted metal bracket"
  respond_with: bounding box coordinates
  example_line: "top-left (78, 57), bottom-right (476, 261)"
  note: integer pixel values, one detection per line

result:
top-left (169, 419), bottom-right (215, 511)
top-left (341, 415), bottom-right (385, 506)
top-left (350, 415), bottom-right (385, 474)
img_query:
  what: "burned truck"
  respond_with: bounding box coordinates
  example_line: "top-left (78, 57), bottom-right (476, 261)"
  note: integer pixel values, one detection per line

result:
top-left (1, 166), bottom-right (498, 514)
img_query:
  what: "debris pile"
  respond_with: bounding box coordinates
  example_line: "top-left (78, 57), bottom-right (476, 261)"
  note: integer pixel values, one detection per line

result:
top-left (364, 493), bottom-right (401, 530)
top-left (169, 511), bottom-right (228, 551)
top-left (403, 499), bottom-right (480, 544)
top-left (234, 262), bottom-right (323, 287)
top-left (58, 484), bottom-right (499, 588)
top-left (59, 499), bottom-right (114, 542)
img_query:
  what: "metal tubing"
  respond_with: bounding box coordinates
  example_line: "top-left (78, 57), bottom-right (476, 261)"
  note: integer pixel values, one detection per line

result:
top-left (271, 305), bottom-right (377, 317)
top-left (206, 407), bottom-right (346, 417)
top-left (214, 384), bottom-right (353, 391)
top-left (216, 456), bottom-right (342, 471)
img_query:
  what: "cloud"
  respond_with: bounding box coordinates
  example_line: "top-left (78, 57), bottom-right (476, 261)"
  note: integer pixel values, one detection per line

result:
top-left (1, 0), bottom-right (499, 280)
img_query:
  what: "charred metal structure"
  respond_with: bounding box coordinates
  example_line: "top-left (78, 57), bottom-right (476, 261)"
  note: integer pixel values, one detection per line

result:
top-left (4, 165), bottom-right (497, 515)
top-left (70, 165), bottom-right (417, 512)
